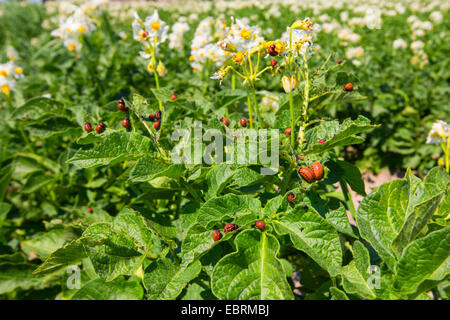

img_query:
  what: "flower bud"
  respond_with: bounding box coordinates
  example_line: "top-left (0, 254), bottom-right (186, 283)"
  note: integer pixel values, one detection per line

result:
top-left (282, 75), bottom-right (298, 93)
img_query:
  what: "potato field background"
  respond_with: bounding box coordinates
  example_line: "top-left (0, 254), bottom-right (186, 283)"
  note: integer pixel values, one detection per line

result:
top-left (0, 0), bottom-right (449, 301)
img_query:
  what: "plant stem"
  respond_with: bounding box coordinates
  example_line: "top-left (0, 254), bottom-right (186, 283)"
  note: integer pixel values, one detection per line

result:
top-left (340, 180), bottom-right (356, 219)
top-left (153, 69), bottom-right (163, 111)
top-left (289, 91), bottom-right (295, 146)
top-left (250, 82), bottom-right (262, 128)
top-left (6, 93), bottom-right (13, 113)
top-left (18, 123), bottom-right (34, 153)
top-left (444, 138), bottom-right (450, 173)
top-left (246, 85), bottom-right (254, 129)
top-left (131, 106), bottom-right (168, 161)
top-left (298, 55), bottom-right (310, 147)
top-left (203, 62), bottom-right (209, 94)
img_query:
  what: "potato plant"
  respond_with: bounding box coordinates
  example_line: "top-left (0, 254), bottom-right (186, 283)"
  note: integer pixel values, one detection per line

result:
top-left (0, 0), bottom-right (448, 300)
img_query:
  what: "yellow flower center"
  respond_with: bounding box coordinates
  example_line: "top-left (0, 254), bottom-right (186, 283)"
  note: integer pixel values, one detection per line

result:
top-left (189, 55), bottom-right (194, 61)
top-left (431, 129), bottom-right (445, 140)
top-left (151, 20), bottom-right (161, 31)
top-left (239, 28), bottom-right (252, 40)
top-left (1, 84), bottom-right (11, 95)
top-left (77, 25), bottom-right (86, 34)
top-left (9, 56), bottom-right (14, 61)
top-left (0, 70), bottom-right (8, 77)
top-left (14, 68), bottom-right (23, 74)
top-left (68, 43), bottom-right (76, 51)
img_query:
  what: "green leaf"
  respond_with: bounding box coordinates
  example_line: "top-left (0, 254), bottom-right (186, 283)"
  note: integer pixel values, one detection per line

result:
top-left (21, 227), bottom-right (77, 259)
top-left (151, 87), bottom-right (173, 103)
top-left (71, 276), bottom-right (144, 300)
top-left (0, 202), bottom-right (12, 227)
top-left (144, 259), bottom-right (201, 300)
top-left (231, 167), bottom-right (266, 188)
top-left (132, 206), bottom-right (177, 242)
top-left (335, 160), bottom-right (366, 196)
top-left (273, 93), bottom-right (301, 129)
top-left (356, 168), bottom-right (449, 269)
top-left (0, 166), bottom-right (13, 201)
top-left (262, 195), bottom-right (283, 218)
top-left (33, 239), bottom-right (87, 275)
top-left (76, 132), bottom-right (102, 145)
top-left (180, 224), bottom-right (216, 269)
top-left (330, 287), bottom-right (349, 300)
top-left (180, 276), bottom-right (216, 300)
top-left (211, 229), bottom-right (294, 300)
top-left (312, 90), bottom-right (366, 109)
top-left (305, 116), bottom-right (378, 155)
top-left (325, 206), bottom-right (357, 238)
top-left (179, 223), bottom-right (238, 270)
top-left (11, 97), bottom-right (67, 121)
top-left (81, 209), bottom-right (158, 281)
top-left (26, 117), bottom-right (81, 139)
top-left (341, 241), bottom-right (378, 299)
top-left (197, 194), bottom-right (261, 228)
top-left (273, 206), bottom-right (342, 277)
top-left (68, 131), bottom-right (150, 168)
top-left (129, 155), bottom-right (184, 182)
top-left (393, 228), bottom-right (450, 294)
top-left (131, 93), bottom-right (154, 115)
top-left (21, 171), bottom-right (55, 194)
top-left (205, 164), bottom-right (236, 200)
top-left (0, 263), bottom-right (53, 294)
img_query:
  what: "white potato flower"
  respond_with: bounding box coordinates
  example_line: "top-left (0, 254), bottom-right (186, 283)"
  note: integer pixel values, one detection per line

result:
top-left (132, 10), bottom-right (168, 46)
top-left (429, 11), bottom-right (443, 24)
top-left (393, 38), bottom-right (407, 49)
top-left (51, 6), bottom-right (99, 52)
top-left (222, 17), bottom-right (263, 53)
top-left (426, 120), bottom-right (449, 145)
top-left (410, 40), bottom-right (425, 52)
top-left (0, 60), bottom-right (23, 95)
top-left (168, 21), bottom-right (190, 50)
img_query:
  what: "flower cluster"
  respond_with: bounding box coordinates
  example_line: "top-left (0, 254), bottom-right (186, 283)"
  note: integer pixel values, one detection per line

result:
top-left (407, 15), bottom-right (434, 39)
top-left (168, 18), bottom-right (190, 50)
top-left (0, 60), bottom-right (24, 95)
top-left (337, 28), bottom-right (361, 44)
top-left (409, 40), bottom-right (428, 68)
top-left (345, 46), bottom-right (364, 67)
top-left (5, 46), bottom-right (18, 62)
top-left (218, 17), bottom-right (263, 55)
top-left (427, 120), bottom-right (450, 171)
top-left (393, 38), bottom-right (407, 50)
top-left (283, 17), bottom-right (315, 56)
top-left (132, 10), bottom-right (169, 74)
top-left (190, 17), bottom-right (227, 73)
top-left (426, 120), bottom-right (449, 145)
top-left (50, 1), bottom-right (104, 52)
